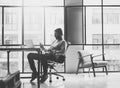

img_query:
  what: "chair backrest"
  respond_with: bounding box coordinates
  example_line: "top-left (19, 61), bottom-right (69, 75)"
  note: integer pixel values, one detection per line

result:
top-left (56, 41), bottom-right (70, 63)
top-left (78, 50), bottom-right (92, 64)
top-left (65, 41), bottom-right (70, 53)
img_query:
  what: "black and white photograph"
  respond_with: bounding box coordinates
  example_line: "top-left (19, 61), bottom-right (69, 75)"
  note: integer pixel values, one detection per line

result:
top-left (0, 0), bottom-right (120, 88)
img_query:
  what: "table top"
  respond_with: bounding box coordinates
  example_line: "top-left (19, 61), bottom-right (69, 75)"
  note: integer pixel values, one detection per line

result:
top-left (0, 47), bottom-right (41, 51)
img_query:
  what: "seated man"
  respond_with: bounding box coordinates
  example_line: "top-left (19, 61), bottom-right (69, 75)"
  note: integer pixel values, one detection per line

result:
top-left (27, 28), bottom-right (66, 83)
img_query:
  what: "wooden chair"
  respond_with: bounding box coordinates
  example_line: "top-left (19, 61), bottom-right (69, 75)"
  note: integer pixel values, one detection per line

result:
top-left (76, 50), bottom-right (108, 77)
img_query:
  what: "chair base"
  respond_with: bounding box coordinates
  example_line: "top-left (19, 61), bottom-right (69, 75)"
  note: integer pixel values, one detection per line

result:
top-left (48, 71), bottom-right (65, 83)
top-left (48, 63), bottom-right (65, 83)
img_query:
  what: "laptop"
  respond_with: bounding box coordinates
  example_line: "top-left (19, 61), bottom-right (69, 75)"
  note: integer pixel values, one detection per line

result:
top-left (25, 39), bottom-right (34, 48)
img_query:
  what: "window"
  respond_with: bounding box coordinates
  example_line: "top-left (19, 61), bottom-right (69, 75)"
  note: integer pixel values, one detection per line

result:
top-left (24, 0), bottom-right (64, 6)
top-left (86, 7), bottom-right (102, 44)
top-left (45, 7), bottom-right (64, 45)
top-left (103, 0), bottom-right (120, 5)
top-left (0, 0), bottom-right (64, 76)
top-left (85, 1), bottom-right (120, 72)
top-left (103, 7), bottom-right (120, 44)
top-left (4, 7), bottom-right (22, 45)
top-left (24, 7), bottom-right (44, 45)
top-left (0, 0), bottom-right (22, 6)
top-left (0, 8), bottom-right (2, 45)
top-left (84, 0), bottom-right (101, 5)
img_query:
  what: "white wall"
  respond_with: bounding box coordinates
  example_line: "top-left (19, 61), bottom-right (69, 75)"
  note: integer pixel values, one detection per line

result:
top-left (66, 45), bottom-right (82, 73)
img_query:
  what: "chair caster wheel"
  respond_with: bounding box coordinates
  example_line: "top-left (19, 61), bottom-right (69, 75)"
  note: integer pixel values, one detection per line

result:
top-left (63, 78), bottom-right (65, 81)
top-left (49, 80), bottom-right (52, 83)
top-left (56, 77), bottom-right (59, 79)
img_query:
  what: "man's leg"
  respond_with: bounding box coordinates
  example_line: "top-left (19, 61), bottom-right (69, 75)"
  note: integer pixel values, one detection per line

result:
top-left (41, 58), bottom-right (48, 76)
top-left (27, 53), bottom-right (39, 82)
top-left (40, 54), bottom-right (56, 83)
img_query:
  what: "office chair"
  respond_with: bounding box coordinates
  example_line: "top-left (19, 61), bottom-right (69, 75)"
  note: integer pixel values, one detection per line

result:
top-left (47, 41), bottom-right (70, 83)
top-left (76, 50), bottom-right (108, 77)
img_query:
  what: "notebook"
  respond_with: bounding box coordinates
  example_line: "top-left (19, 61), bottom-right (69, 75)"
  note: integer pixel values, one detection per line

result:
top-left (25, 39), bottom-right (34, 48)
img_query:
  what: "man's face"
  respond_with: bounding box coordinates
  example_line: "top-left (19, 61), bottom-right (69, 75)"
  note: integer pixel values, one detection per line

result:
top-left (54, 31), bottom-right (59, 39)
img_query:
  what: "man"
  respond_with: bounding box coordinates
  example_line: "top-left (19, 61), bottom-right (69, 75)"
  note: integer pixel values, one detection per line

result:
top-left (27, 28), bottom-right (66, 83)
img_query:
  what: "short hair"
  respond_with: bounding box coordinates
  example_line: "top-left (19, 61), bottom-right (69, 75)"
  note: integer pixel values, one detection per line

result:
top-left (55, 28), bottom-right (63, 36)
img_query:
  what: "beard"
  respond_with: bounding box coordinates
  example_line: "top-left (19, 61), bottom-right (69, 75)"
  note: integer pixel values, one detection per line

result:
top-left (55, 36), bottom-right (62, 40)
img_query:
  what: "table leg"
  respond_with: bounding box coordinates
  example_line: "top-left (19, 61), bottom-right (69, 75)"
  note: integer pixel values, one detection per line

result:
top-left (38, 59), bottom-right (40, 88)
top-left (38, 50), bottom-right (41, 88)
top-left (7, 50), bottom-right (10, 74)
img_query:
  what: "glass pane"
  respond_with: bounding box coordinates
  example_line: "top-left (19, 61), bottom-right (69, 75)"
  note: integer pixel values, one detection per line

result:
top-left (24, 7), bottom-right (44, 45)
top-left (0, 47), bottom-right (7, 77)
top-left (84, 46), bottom-right (102, 54)
top-left (104, 45), bottom-right (120, 71)
top-left (0, 46), bottom-right (22, 76)
top-left (65, 0), bottom-right (82, 6)
top-left (103, 7), bottom-right (120, 44)
top-left (24, 51), bottom-right (38, 72)
top-left (0, 0), bottom-right (22, 6)
top-left (86, 7), bottom-right (102, 44)
top-left (0, 8), bottom-right (2, 45)
top-left (103, 34), bottom-right (120, 44)
top-left (84, 0), bottom-right (101, 5)
top-left (45, 7), bottom-right (64, 45)
top-left (24, 0), bottom-right (64, 6)
top-left (10, 52), bottom-right (22, 73)
top-left (104, 0), bottom-right (120, 5)
top-left (4, 7), bottom-right (22, 45)
top-left (24, 52), bottom-right (31, 72)
top-left (84, 45), bottom-right (103, 72)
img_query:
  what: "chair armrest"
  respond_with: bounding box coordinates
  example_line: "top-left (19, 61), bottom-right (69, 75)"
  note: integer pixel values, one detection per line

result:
top-left (92, 53), bottom-right (105, 58)
top-left (81, 54), bottom-right (93, 58)
top-left (78, 51), bottom-right (93, 59)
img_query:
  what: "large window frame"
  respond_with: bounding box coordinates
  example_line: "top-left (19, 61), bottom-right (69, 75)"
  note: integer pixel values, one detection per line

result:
top-left (84, 0), bottom-right (120, 72)
top-left (1, 0), bottom-right (120, 76)
top-left (0, 0), bottom-right (65, 76)
top-left (66, 0), bottom-right (120, 72)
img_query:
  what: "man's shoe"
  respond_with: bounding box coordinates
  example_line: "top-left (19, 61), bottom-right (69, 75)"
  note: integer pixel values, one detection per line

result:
top-left (40, 75), bottom-right (48, 83)
top-left (30, 72), bottom-right (37, 82)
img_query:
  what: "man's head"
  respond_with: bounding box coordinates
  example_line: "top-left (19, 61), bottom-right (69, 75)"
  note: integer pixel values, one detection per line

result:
top-left (54, 28), bottom-right (63, 40)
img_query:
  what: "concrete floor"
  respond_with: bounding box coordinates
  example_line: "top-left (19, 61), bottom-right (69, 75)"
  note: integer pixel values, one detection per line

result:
top-left (20, 73), bottom-right (120, 88)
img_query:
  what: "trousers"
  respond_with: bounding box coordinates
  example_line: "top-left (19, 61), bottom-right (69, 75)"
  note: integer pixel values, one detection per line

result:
top-left (27, 53), bottom-right (56, 75)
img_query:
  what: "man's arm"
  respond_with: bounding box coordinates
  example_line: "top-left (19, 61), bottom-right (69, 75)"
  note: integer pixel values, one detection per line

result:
top-left (55, 41), bottom-right (65, 54)
top-left (39, 43), bottom-right (47, 51)
top-left (50, 41), bottom-right (66, 54)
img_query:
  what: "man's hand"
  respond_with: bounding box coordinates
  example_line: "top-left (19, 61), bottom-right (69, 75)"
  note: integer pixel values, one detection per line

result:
top-left (39, 43), bottom-right (45, 50)
top-left (47, 50), bottom-right (56, 55)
